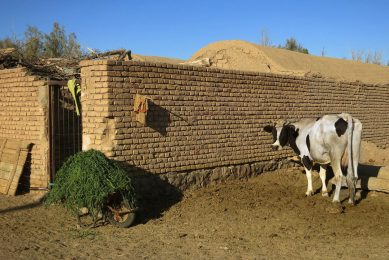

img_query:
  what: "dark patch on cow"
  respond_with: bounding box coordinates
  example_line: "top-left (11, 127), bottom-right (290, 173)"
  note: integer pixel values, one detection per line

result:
top-left (263, 125), bottom-right (273, 133)
top-left (316, 116), bottom-right (321, 121)
top-left (271, 128), bottom-right (277, 143)
top-left (335, 118), bottom-right (348, 137)
top-left (306, 135), bottom-right (311, 153)
top-left (289, 128), bottom-right (300, 155)
top-left (279, 124), bottom-right (300, 154)
top-left (279, 125), bottom-right (289, 147)
top-left (302, 155), bottom-right (313, 170)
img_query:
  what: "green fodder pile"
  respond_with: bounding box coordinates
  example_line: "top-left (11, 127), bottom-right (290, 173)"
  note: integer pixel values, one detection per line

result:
top-left (45, 149), bottom-right (137, 218)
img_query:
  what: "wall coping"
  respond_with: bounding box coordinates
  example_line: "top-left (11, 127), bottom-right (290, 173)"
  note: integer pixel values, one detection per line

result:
top-left (79, 59), bottom-right (385, 88)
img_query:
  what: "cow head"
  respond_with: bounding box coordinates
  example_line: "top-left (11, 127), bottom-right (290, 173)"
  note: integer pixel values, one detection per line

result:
top-left (263, 121), bottom-right (297, 151)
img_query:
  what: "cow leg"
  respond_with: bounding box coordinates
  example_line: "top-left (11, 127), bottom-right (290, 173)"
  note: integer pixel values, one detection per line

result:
top-left (305, 167), bottom-right (314, 196)
top-left (319, 165), bottom-right (328, 197)
top-left (331, 160), bottom-right (343, 203)
top-left (346, 175), bottom-right (356, 205)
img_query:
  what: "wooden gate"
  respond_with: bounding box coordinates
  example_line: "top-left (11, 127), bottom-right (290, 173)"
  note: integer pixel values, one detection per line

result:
top-left (49, 81), bottom-right (82, 182)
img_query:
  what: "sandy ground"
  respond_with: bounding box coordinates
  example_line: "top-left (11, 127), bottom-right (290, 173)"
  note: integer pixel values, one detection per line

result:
top-left (1, 165), bottom-right (389, 260)
top-left (190, 40), bottom-right (389, 85)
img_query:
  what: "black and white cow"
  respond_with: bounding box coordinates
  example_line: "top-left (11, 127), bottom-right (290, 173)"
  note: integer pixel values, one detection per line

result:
top-left (264, 113), bottom-right (362, 204)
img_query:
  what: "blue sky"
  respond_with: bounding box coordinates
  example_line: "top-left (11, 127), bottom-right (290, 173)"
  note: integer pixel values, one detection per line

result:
top-left (1, 0), bottom-right (388, 63)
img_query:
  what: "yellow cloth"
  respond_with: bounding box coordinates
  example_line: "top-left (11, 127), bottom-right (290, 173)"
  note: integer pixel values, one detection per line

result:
top-left (67, 79), bottom-right (81, 116)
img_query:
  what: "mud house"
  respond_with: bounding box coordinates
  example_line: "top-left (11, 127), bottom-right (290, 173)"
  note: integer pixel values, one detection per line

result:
top-left (1, 42), bottom-right (389, 193)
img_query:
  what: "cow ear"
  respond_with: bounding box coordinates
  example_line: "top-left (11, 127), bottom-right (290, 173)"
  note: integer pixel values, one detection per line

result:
top-left (263, 125), bottom-right (273, 133)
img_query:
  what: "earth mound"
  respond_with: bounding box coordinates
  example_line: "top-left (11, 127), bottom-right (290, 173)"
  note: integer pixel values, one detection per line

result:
top-left (190, 40), bottom-right (389, 85)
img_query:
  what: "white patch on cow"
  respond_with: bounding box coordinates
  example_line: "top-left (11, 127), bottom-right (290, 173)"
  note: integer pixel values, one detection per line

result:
top-left (305, 168), bottom-right (313, 196)
top-left (319, 165), bottom-right (328, 196)
top-left (271, 127), bottom-right (282, 150)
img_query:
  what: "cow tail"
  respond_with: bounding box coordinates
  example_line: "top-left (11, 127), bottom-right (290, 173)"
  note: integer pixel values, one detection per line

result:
top-left (346, 114), bottom-right (357, 179)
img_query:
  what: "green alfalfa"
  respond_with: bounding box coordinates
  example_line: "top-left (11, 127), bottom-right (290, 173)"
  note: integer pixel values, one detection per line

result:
top-left (45, 149), bottom-right (137, 220)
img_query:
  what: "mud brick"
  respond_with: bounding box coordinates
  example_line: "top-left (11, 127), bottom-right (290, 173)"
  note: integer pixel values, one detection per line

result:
top-left (0, 68), bottom-right (50, 189)
top-left (75, 61), bottom-right (389, 181)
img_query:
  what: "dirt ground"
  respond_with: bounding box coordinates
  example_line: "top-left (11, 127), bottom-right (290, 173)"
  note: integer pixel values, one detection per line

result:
top-left (1, 166), bottom-right (389, 260)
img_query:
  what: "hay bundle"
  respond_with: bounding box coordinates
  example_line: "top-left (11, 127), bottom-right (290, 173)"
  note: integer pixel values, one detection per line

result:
top-left (45, 150), bottom-right (137, 220)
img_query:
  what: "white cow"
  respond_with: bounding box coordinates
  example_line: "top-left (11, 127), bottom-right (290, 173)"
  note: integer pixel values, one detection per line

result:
top-left (264, 113), bottom-right (362, 204)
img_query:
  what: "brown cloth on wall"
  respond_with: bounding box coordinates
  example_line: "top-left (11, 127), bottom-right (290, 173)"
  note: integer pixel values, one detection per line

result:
top-left (133, 94), bottom-right (149, 125)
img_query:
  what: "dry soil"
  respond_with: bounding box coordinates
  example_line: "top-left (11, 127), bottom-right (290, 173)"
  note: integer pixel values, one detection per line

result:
top-left (1, 166), bottom-right (389, 259)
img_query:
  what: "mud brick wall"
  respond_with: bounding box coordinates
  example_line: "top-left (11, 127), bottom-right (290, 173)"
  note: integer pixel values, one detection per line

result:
top-left (0, 68), bottom-right (49, 189)
top-left (80, 60), bottom-right (389, 190)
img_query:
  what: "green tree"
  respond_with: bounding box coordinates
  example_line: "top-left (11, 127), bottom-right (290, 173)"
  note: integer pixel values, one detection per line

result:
top-left (24, 26), bottom-right (44, 60)
top-left (65, 32), bottom-right (82, 58)
top-left (44, 22), bottom-right (67, 58)
top-left (1, 22), bottom-right (82, 59)
top-left (0, 37), bottom-right (19, 49)
top-left (284, 37), bottom-right (309, 54)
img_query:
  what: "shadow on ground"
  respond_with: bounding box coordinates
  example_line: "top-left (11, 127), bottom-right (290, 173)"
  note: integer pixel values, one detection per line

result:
top-left (0, 200), bottom-right (42, 214)
top-left (295, 162), bottom-right (382, 205)
top-left (120, 162), bottom-right (183, 225)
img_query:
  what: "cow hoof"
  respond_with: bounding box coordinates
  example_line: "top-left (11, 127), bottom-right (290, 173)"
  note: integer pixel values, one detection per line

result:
top-left (305, 190), bottom-right (313, 196)
top-left (322, 192), bottom-right (329, 197)
top-left (332, 199), bottom-right (340, 203)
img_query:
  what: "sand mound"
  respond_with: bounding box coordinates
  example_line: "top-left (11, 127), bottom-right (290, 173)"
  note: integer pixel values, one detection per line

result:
top-left (190, 40), bottom-right (281, 74)
top-left (190, 40), bottom-right (389, 85)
